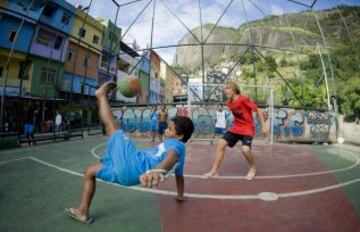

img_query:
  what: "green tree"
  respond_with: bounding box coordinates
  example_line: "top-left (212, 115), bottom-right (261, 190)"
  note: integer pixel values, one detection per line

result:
top-left (339, 76), bottom-right (360, 122)
top-left (264, 55), bottom-right (277, 72)
top-left (280, 57), bottom-right (288, 67)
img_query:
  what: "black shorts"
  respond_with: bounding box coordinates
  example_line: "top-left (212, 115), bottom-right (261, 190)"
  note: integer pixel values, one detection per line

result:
top-left (222, 131), bottom-right (253, 148)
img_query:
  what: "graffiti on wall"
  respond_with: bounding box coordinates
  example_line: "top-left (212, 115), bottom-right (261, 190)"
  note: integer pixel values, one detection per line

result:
top-left (306, 111), bottom-right (334, 140)
top-left (110, 106), bottom-right (334, 142)
top-left (270, 109), bottom-right (305, 138)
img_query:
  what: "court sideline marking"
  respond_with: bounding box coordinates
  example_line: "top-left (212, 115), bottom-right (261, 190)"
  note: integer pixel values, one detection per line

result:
top-left (1, 155), bottom-right (360, 200)
top-left (91, 142), bottom-right (360, 179)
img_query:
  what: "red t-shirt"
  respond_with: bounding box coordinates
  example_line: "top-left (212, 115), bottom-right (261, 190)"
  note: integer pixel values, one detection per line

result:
top-left (227, 95), bottom-right (258, 137)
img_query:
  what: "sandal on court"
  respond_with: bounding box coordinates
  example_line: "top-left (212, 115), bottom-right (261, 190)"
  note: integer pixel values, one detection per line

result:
top-left (65, 208), bottom-right (94, 224)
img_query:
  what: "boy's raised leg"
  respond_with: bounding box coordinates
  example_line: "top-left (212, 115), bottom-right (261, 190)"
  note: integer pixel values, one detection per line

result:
top-left (95, 82), bottom-right (120, 136)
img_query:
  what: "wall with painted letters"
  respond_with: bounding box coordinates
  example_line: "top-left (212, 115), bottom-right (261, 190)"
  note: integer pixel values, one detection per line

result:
top-left (111, 105), bottom-right (337, 143)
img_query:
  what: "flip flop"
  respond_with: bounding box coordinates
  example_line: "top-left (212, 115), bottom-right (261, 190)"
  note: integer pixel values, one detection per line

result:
top-left (65, 208), bottom-right (94, 224)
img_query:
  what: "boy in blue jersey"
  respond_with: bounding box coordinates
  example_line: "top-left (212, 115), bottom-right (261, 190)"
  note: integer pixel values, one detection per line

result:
top-left (65, 82), bottom-right (194, 224)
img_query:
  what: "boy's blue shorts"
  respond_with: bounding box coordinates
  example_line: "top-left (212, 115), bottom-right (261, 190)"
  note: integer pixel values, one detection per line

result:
top-left (96, 130), bottom-right (144, 186)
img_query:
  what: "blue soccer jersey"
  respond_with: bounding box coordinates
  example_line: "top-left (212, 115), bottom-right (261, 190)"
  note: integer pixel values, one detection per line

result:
top-left (143, 138), bottom-right (186, 176)
top-left (96, 130), bottom-right (186, 186)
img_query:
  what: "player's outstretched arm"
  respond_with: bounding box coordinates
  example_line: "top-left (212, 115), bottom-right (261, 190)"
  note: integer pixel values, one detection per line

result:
top-left (140, 149), bottom-right (179, 188)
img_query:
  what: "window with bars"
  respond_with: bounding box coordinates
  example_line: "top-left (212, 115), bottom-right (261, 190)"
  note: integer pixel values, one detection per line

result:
top-left (40, 68), bottom-right (56, 83)
top-left (62, 79), bottom-right (71, 91)
top-left (84, 56), bottom-right (90, 67)
top-left (67, 50), bottom-right (75, 62)
top-left (54, 36), bottom-right (63, 50)
top-left (93, 35), bottom-right (99, 44)
top-left (78, 28), bottom-right (86, 38)
top-left (9, 29), bottom-right (17, 42)
top-left (36, 33), bottom-right (51, 47)
top-left (61, 13), bottom-right (71, 25)
top-left (101, 55), bottom-right (109, 68)
top-left (18, 62), bottom-right (30, 80)
top-left (43, 3), bottom-right (56, 17)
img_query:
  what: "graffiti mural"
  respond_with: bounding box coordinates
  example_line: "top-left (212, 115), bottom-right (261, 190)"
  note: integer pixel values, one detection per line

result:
top-left (284, 111), bottom-right (304, 137)
top-left (306, 111), bottom-right (334, 140)
top-left (254, 109), bottom-right (269, 136)
top-left (109, 105), bottom-right (335, 142)
top-left (137, 108), bottom-right (151, 133)
top-left (122, 109), bottom-right (137, 133)
top-left (191, 107), bottom-right (214, 135)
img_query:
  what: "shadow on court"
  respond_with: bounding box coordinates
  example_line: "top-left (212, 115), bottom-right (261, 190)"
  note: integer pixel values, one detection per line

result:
top-left (0, 136), bottom-right (359, 231)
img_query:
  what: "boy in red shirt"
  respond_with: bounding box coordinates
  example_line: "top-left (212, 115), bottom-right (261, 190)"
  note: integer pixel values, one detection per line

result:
top-left (202, 81), bottom-right (267, 180)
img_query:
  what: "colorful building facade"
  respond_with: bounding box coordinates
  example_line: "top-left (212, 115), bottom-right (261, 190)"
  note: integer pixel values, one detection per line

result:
top-left (98, 19), bottom-right (121, 85)
top-left (63, 6), bottom-right (103, 96)
top-left (149, 51), bottom-right (160, 104)
top-left (138, 53), bottom-right (150, 104)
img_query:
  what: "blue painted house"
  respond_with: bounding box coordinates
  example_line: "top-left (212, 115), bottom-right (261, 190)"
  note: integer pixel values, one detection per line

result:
top-left (39, 0), bottom-right (75, 34)
top-left (0, 14), bottom-right (35, 53)
top-left (29, 0), bottom-right (75, 62)
top-left (0, 0), bottom-right (46, 53)
top-left (0, 0), bottom-right (46, 99)
top-left (7, 0), bottom-right (46, 20)
top-left (139, 54), bottom-right (150, 74)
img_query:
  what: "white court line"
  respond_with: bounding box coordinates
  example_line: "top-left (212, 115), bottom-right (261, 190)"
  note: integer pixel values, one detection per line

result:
top-left (0, 135), bottom-right (104, 155)
top-left (91, 143), bottom-right (105, 159)
top-left (29, 157), bottom-right (84, 177)
top-left (0, 157), bottom-right (30, 165)
top-left (91, 142), bottom-right (360, 179)
top-left (22, 156), bottom-right (360, 200)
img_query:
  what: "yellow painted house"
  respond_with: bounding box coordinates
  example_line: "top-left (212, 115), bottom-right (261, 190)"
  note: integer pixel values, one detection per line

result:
top-left (70, 7), bottom-right (104, 54)
top-left (64, 7), bottom-right (104, 81)
top-left (0, 48), bottom-right (31, 95)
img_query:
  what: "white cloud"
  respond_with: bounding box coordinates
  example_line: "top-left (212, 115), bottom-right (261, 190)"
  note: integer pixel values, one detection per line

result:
top-left (270, 4), bottom-right (285, 15)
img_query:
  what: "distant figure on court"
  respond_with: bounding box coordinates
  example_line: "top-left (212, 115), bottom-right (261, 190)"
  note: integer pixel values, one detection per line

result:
top-left (55, 111), bottom-right (62, 133)
top-left (211, 104), bottom-right (229, 145)
top-left (202, 81), bottom-right (267, 180)
top-left (65, 82), bottom-right (194, 224)
top-left (24, 105), bottom-right (36, 146)
top-left (150, 105), bottom-right (159, 142)
top-left (158, 105), bottom-right (168, 142)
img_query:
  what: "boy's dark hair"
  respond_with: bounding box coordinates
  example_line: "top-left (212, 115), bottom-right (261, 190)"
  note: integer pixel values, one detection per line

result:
top-left (171, 116), bottom-right (194, 143)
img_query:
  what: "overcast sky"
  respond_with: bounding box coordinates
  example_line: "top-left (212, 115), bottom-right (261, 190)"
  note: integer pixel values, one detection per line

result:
top-left (65, 0), bottom-right (360, 64)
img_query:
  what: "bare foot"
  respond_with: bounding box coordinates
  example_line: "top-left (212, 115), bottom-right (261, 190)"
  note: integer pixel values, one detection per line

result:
top-left (95, 82), bottom-right (117, 98)
top-left (245, 168), bottom-right (256, 180)
top-left (201, 172), bottom-right (219, 179)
